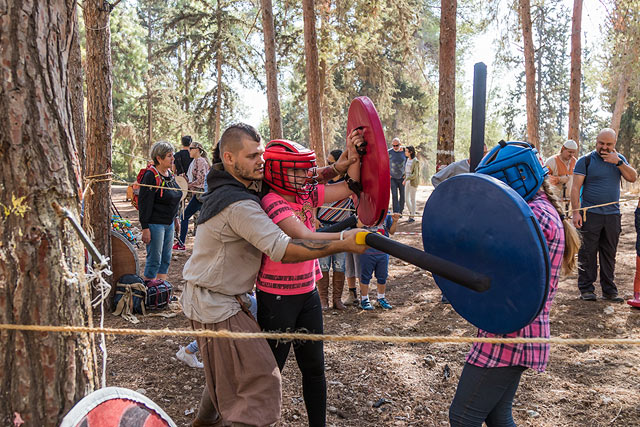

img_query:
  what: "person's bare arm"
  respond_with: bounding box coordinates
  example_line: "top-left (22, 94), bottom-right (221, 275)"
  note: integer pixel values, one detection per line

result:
top-left (602, 150), bottom-right (637, 182)
top-left (281, 229), bottom-right (368, 263)
top-left (276, 215), bottom-right (341, 240)
top-left (388, 213), bottom-right (400, 235)
top-left (618, 162), bottom-right (637, 183)
top-left (571, 174), bottom-right (585, 228)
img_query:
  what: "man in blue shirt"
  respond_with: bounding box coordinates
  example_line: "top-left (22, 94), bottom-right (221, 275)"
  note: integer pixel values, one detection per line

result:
top-left (388, 138), bottom-right (407, 214)
top-left (571, 128), bottom-right (637, 301)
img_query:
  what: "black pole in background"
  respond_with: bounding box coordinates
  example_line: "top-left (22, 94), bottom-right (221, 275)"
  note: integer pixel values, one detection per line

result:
top-left (469, 62), bottom-right (487, 172)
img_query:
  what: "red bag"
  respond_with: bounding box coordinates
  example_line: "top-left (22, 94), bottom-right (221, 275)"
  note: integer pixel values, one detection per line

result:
top-left (131, 164), bottom-right (163, 210)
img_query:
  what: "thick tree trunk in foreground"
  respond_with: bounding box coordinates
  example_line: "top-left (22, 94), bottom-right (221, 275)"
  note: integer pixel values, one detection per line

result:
top-left (568, 0), bottom-right (582, 149)
top-left (519, 0), bottom-right (540, 150)
top-left (437, 0), bottom-right (457, 170)
top-left (261, 0), bottom-right (283, 140)
top-left (0, 1), bottom-right (97, 425)
top-left (302, 0), bottom-right (326, 166)
top-left (84, 0), bottom-right (113, 279)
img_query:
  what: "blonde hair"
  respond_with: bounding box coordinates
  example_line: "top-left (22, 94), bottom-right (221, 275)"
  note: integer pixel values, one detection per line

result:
top-left (541, 180), bottom-right (581, 274)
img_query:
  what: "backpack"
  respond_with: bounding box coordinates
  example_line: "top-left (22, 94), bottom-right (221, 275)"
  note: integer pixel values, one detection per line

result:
top-left (131, 164), bottom-right (167, 210)
top-left (144, 279), bottom-right (173, 310)
top-left (113, 275), bottom-right (174, 317)
top-left (113, 274), bottom-right (147, 317)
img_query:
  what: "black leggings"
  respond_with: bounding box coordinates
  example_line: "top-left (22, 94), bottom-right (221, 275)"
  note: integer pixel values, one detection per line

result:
top-left (257, 288), bottom-right (326, 427)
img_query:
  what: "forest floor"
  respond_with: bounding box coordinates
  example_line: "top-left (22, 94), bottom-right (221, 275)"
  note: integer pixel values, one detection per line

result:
top-left (103, 184), bottom-right (640, 427)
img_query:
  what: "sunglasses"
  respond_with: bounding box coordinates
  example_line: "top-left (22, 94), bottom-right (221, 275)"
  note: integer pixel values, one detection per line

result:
top-left (392, 144), bottom-right (399, 147)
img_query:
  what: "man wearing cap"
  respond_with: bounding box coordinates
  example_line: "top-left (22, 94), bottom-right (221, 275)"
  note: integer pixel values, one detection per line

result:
top-left (545, 140), bottom-right (578, 209)
top-left (571, 128), bottom-right (637, 302)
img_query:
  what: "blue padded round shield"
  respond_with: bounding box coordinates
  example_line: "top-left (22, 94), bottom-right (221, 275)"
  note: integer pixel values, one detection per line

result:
top-left (422, 173), bottom-right (550, 334)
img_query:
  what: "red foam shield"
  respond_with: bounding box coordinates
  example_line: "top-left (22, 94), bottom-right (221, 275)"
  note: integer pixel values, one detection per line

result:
top-left (347, 97), bottom-right (390, 226)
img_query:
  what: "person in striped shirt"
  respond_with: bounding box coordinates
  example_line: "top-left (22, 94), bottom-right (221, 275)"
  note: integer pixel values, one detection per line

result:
top-left (449, 143), bottom-right (581, 426)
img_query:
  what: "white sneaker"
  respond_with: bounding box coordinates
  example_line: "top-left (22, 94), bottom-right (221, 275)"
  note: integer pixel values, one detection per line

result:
top-left (176, 346), bottom-right (204, 368)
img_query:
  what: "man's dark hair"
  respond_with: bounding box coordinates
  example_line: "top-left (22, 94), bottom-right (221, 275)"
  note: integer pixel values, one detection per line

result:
top-left (219, 123), bottom-right (261, 156)
top-left (329, 149), bottom-right (343, 162)
top-left (181, 135), bottom-right (192, 147)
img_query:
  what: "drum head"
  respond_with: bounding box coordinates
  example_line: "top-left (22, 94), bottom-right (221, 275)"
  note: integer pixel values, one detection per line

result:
top-left (175, 176), bottom-right (189, 203)
top-left (422, 173), bottom-right (550, 334)
top-left (347, 96), bottom-right (390, 226)
top-left (60, 387), bottom-right (176, 427)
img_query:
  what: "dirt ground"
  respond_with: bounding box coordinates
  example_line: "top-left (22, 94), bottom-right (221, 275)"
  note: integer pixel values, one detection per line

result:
top-left (103, 185), bottom-right (640, 427)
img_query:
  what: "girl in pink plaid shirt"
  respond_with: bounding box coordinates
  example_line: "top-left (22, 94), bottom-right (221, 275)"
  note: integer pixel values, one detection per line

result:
top-left (450, 147), bottom-right (581, 426)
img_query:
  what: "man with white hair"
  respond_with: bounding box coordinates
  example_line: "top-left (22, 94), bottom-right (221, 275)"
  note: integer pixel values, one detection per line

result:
top-left (545, 139), bottom-right (578, 207)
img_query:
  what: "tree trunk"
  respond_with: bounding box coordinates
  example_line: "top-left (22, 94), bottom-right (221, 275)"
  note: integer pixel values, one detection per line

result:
top-left (0, 1), bottom-right (97, 425)
top-left (568, 0), bottom-right (582, 149)
top-left (146, 1), bottom-right (153, 152)
top-left (84, 0), bottom-right (113, 284)
top-left (519, 0), bottom-right (540, 150)
top-left (214, 0), bottom-right (223, 144)
top-left (611, 72), bottom-right (630, 134)
top-left (302, 0), bottom-right (326, 166)
top-left (69, 10), bottom-right (86, 172)
top-left (261, 0), bottom-right (283, 140)
top-left (437, 0), bottom-right (457, 170)
top-left (215, 52), bottom-right (223, 143)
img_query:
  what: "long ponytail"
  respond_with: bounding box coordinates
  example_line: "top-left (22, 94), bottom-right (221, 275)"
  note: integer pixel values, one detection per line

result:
top-left (541, 180), bottom-right (581, 274)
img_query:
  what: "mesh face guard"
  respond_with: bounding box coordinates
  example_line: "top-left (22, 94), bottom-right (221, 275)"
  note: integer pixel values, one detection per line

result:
top-left (263, 139), bottom-right (317, 197)
top-left (476, 140), bottom-right (548, 201)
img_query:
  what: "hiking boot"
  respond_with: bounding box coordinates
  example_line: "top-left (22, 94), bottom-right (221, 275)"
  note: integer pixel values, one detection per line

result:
top-left (407, 217), bottom-right (415, 223)
top-left (317, 275), bottom-right (330, 311)
top-left (377, 298), bottom-right (393, 310)
top-left (344, 289), bottom-right (358, 305)
top-left (332, 272), bottom-right (347, 310)
top-left (173, 242), bottom-right (186, 251)
top-left (602, 294), bottom-right (624, 303)
top-left (580, 292), bottom-right (597, 301)
top-left (360, 299), bottom-right (374, 310)
top-left (176, 346), bottom-right (204, 368)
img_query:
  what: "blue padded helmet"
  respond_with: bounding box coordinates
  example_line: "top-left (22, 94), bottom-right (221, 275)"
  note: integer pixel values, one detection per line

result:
top-left (475, 140), bottom-right (548, 201)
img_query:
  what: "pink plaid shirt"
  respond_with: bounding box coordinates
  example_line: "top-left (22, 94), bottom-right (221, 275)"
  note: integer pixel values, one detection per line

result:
top-left (466, 192), bottom-right (564, 372)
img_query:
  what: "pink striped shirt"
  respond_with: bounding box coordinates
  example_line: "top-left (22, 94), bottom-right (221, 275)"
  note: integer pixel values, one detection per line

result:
top-left (466, 192), bottom-right (564, 372)
top-left (257, 186), bottom-right (325, 295)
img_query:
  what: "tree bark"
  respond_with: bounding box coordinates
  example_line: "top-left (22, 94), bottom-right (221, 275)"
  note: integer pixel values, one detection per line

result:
top-left (568, 0), bottom-right (582, 149)
top-left (69, 7), bottom-right (86, 172)
top-left (261, 0), bottom-right (283, 140)
top-left (519, 0), bottom-right (540, 150)
top-left (84, 0), bottom-right (113, 284)
top-left (302, 0), bottom-right (326, 166)
top-left (146, 1), bottom-right (153, 152)
top-left (214, 0), bottom-right (223, 144)
top-left (437, 0), bottom-right (457, 170)
top-left (0, 1), bottom-right (97, 425)
top-left (611, 72), bottom-right (630, 134)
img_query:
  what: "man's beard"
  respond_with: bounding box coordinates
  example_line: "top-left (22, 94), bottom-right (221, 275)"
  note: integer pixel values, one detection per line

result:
top-left (234, 164), bottom-right (263, 181)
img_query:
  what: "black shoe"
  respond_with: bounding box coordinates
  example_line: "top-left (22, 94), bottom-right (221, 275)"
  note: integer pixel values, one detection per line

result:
top-left (602, 294), bottom-right (624, 303)
top-left (407, 218), bottom-right (415, 223)
top-left (580, 292), bottom-right (597, 301)
top-left (441, 294), bottom-right (450, 304)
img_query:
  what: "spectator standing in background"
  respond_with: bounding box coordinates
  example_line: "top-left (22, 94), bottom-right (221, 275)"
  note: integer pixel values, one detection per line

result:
top-left (388, 138), bottom-right (406, 214)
